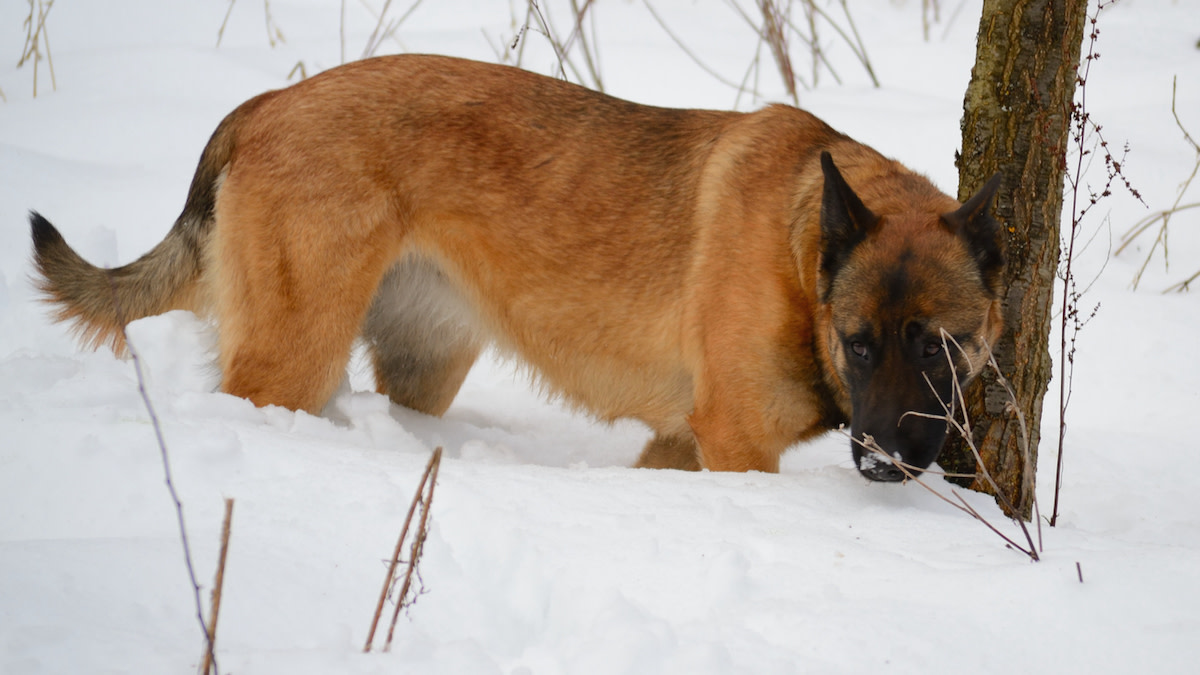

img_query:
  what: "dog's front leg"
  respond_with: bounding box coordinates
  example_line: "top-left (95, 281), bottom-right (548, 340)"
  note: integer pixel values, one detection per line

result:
top-left (687, 386), bottom-right (786, 473)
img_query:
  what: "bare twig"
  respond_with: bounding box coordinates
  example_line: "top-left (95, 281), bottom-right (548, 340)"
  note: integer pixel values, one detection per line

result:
top-left (848, 430), bottom-right (1039, 561)
top-left (217, 0), bottom-right (286, 48)
top-left (1051, 2), bottom-right (1141, 527)
top-left (758, 0), bottom-right (799, 105)
top-left (108, 278), bottom-right (219, 673)
top-left (859, 331), bottom-right (1039, 561)
top-left (383, 447), bottom-right (441, 651)
top-left (1117, 77), bottom-right (1199, 292)
top-left (564, 0), bottom-right (604, 91)
top-left (287, 61), bottom-right (307, 81)
top-left (217, 0), bottom-right (236, 46)
top-left (802, 0), bottom-right (879, 87)
top-left (364, 446), bottom-right (443, 653)
top-left (506, 0), bottom-right (572, 82)
top-left (643, 0), bottom-right (746, 93)
top-left (921, 0), bottom-right (940, 42)
top-left (18, 0), bottom-right (57, 98)
top-left (361, 0), bottom-right (425, 60)
top-left (199, 499), bottom-right (235, 675)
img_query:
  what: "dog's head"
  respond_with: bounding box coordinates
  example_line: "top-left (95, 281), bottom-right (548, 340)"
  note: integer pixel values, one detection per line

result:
top-left (817, 152), bottom-right (1003, 482)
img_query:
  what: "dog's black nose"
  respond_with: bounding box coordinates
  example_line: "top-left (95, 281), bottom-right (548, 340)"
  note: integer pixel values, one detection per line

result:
top-left (861, 462), bottom-right (906, 482)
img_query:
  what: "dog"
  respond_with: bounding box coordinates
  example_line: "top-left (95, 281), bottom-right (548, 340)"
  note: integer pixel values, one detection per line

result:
top-left (30, 54), bottom-right (1003, 480)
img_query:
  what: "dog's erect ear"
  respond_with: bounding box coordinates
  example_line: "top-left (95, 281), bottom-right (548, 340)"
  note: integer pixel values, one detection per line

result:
top-left (819, 151), bottom-right (879, 301)
top-left (942, 173), bottom-right (1004, 295)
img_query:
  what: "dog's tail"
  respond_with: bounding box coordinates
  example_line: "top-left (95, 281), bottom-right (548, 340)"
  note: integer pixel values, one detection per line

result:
top-left (30, 107), bottom-right (244, 354)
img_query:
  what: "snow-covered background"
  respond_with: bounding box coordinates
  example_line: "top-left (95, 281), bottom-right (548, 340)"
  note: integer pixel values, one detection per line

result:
top-left (1, 1), bottom-right (1198, 673)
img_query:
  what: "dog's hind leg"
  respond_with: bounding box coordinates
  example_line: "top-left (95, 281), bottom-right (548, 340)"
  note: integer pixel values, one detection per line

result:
top-left (211, 191), bottom-right (404, 414)
top-left (634, 433), bottom-right (702, 471)
top-left (362, 257), bottom-right (485, 416)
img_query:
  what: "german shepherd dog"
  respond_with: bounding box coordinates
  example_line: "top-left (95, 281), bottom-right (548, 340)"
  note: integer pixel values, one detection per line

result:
top-left (30, 54), bottom-right (1003, 481)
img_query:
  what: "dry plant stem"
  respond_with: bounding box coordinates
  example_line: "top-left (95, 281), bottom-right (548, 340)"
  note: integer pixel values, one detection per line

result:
top-left (1165, 266), bottom-right (1200, 293)
top-left (217, 0), bottom-right (286, 48)
top-left (537, 1), bottom-right (590, 88)
top-left (361, 0), bottom-right (426, 60)
top-left (564, 0), bottom-right (603, 91)
top-left (942, 333), bottom-right (1037, 551)
top-left (724, 0), bottom-right (811, 96)
top-left (383, 446), bottom-right (442, 651)
top-left (758, 0), bottom-right (799, 104)
top-left (262, 0), bottom-right (284, 47)
top-left (199, 499), bottom-right (235, 675)
top-left (849, 433), bottom-right (1038, 561)
top-left (1052, 3), bottom-right (1128, 526)
top-left (892, 332), bottom-right (1039, 560)
top-left (364, 446), bottom-right (443, 653)
top-left (722, 1), bottom-right (774, 107)
top-left (107, 277), bottom-right (218, 674)
top-left (1117, 78), bottom-right (1200, 291)
top-left (921, 0), bottom-right (940, 42)
top-left (217, 0), bottom-right (236, 46)
top-left (807, 0), bottom-right (878, 87)
top-left (510, 0), bottom-right (570, 81)
top-left (643, 0), bottom-right (745, 92)
top-left (18, 0), bottom-right (57, 98)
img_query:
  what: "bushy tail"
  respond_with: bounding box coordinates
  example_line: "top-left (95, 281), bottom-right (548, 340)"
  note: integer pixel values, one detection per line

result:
top-left (30, 209), bottom-right (210, 353)
top-left (29, 106), bottom-right (244, 354)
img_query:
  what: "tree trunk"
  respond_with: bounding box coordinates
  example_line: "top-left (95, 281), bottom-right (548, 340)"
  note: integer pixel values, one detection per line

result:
top-left (938, 0), bottom-right (1089, 520)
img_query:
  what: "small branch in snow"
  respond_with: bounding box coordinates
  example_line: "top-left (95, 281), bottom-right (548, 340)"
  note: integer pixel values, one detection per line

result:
top-left (849, 430), bottom-right (1039, 562)
top-left (17, 0), bottom-right (57, 97)
top-left (848, 331), bottom-right (1040, 562)
top-left (199, 498), bottom-right (235, 675)
top-left (364, 446), bottom-right (443, 653)
top-left (1118, 76), bottom-right (1200, 292)
top-left (1055, 1), bottom-right (1141, 528)
top-left (109, 277), bottom-right (221, 673)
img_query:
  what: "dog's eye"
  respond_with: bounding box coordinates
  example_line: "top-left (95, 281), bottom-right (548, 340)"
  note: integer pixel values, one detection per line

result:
top-left (923, 342), bottom-right (943, 358)
top-left (850, 341), bottom-right (868, 359)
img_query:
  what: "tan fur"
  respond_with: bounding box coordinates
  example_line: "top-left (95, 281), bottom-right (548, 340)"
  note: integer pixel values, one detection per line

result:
top-left (31, 54), bottom-right (1001, 473)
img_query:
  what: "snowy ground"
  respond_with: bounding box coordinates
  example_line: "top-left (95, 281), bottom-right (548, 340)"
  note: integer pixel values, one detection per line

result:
top-left (2, 1), bottom-right (1198, 673)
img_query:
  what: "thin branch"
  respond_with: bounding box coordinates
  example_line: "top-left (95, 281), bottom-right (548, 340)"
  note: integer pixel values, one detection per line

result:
top-left (876, 331), bottom-right (1039, 560)
top-left (199, 499), bottom-right (235, 675)
top-left (109, 276), bottom-right (218, 673)
top-left (643, 0), bottom-right (746, 92)
top-left (364, 446), bottom-right (443, 653)
top-left (1053, 2), bottom-right (1137, 525)
top-left (18, 0), bottom-right (57, 97)
top-left (383, 446), bottom-right (441, 651)
top-left (1116, 78), bottom-right (1197, 291)
top-left (361, 0), bottom-right (426, 60)
top-left (846, 431), bottom-right (1038, 561)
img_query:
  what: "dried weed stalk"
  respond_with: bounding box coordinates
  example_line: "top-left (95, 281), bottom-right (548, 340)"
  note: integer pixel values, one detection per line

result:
top-left (359, 0), bottom-right (427, 60)
top-left (199, 499), bottom-right (235, 675)
top-left (849, 331), bottom-right (1040, 561)
top-left (646, 0), bottom-right (876, 108)
top-left (109, 278), bottom-right (222, 674)
top-left (1117, 77), bottom-right (1200, 292)
top-left (489, 0), bottom-right (602, 90)
top-left (217, 0), bottom-right (286, 48)
top-left (364, 446), bottom-right (443, 653)
top-left (18, 0), bottom-right (57, 98)
top-left (1053, 2), bottom-right (1141, 526)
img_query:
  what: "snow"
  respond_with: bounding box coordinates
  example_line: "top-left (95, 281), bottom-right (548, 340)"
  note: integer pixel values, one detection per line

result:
top-left (2, 1), bottom-right (1199, 673)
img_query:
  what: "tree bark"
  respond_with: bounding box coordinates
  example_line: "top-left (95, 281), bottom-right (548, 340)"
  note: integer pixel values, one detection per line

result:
top-left (938, 0), bottom-right (1089, 520)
